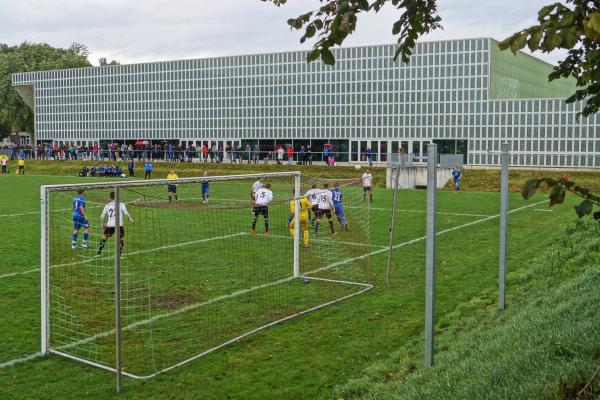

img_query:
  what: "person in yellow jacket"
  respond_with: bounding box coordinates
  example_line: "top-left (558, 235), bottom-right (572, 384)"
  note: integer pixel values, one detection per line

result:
top-left (288, 191), bottom-right (311, 248)
top-left (167, 169), bottom-right (179, 203)
top-left (17, 158), bottom-right (25, 175)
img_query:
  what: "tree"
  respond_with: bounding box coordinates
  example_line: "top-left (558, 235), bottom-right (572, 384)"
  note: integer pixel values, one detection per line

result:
top-left (0, 42), bottom-right (91, 135)
top-left (99, 57), bottom-right (120, 66)
top-left (262, 0), bottom-right (442, 64)
top-left (499, 1), bottom-right (600, 117)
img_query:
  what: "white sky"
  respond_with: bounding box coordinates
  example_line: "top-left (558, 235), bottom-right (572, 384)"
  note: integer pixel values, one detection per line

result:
top-left (0, 0), bottom-right (566, 66)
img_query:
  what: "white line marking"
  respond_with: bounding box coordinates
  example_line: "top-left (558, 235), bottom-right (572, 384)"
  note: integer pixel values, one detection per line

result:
top-left (0, 199), bottom-right (546, 369)
top-left (264, 233), bottom-right (386, 249)
top-left (347, 206), bottom-right (491, 218)
top-left (0, 232), bottom-right (247, 280)
top-left (0, 352), bottom-right (43, 369)
top-left (534, 208), bottom-right (553, 212)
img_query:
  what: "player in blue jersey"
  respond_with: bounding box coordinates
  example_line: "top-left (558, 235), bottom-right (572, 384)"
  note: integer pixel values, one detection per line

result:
top-left (72, 189), bottom-right (91, 249)
top-left (331, 182), bottom-right (348, 230)
top-left (452, 166), bottom-right (462, 192)
top-left (201, 170), bottom-right (210, 203)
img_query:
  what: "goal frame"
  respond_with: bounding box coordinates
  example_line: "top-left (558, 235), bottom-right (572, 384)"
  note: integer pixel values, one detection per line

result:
top-left (40, 171), bottom-right (372, 389)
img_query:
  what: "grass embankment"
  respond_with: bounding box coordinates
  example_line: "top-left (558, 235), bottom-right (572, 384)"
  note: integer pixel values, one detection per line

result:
top-left (15, 160), bottom-right (600, 193)
top-left (333, 220), bottom-right (600, 400)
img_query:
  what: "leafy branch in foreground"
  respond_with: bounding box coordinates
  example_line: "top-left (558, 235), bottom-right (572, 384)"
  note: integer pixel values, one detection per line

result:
top-left (522, 176), bottom-right (600, 220)
top-left (262, 0), bottom-right (442, 64)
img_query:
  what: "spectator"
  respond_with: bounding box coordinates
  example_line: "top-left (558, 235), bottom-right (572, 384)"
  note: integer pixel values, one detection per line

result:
top-left (277, 145), bottom-right (284, 165)
top-left (128, 160), bottom-right (135, 177)
top-left (365, 147), bottom-right (373, 167)
top-left (1, 158), bottom-right (7, 174)
top-left (307, 145), bottom-right (313, 165)
top-left (144, 161), bottom-right (153, 179)
top-left (287, 145), bottom-right (294, 165)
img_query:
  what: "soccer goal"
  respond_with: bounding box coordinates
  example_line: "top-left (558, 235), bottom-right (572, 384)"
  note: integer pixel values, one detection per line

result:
top-left (40, 171), bottom-right (372, 388)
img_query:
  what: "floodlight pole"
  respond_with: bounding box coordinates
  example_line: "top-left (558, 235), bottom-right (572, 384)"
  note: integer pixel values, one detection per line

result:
top-left (114, 186), bottom-right (123, 393)
top-left (499, 143), bottom-right (510, 310)
top-left (424, 143), bottom-right (437, 368)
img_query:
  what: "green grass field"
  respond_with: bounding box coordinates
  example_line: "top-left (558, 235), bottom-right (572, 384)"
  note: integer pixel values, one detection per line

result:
top-left (0, 169), bottom-right (585, 399)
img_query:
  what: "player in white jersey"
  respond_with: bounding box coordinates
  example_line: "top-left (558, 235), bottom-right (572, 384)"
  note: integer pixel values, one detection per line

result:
top-left (362, 169), bottom-right (373, 202)
top-left (97, 192), bottom-right (134, 255)
top-left (314, 183), bottom-right (336, 235)
top-left (251, 183), bottom-right (273, 235)
top-left (304, 183), bottom-right (320, 226)
top-left (251, 179), bottom-right (263, 200)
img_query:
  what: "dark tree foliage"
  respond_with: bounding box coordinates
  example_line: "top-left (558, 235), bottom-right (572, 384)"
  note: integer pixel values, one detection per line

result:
top-left (0, 42), bottom-right (91, 135)
top-left (262, 0), bottom-right (442, 64)
top-left (499, 1), bottom-right (600, 117)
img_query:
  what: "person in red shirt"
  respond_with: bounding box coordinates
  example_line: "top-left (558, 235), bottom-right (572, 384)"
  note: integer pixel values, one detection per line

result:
top-left (287, 145), bottom-right (294, 165)
top-left (201, 144), bottom-right (209, 163)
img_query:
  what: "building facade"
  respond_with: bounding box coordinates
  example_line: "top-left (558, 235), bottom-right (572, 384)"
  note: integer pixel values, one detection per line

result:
top-left (12, 38), bottom-right (600, 167)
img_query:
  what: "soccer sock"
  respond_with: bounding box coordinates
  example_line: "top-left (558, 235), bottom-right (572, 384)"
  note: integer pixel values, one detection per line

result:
top-left (328, 220), bottom-right (335, 233)
top-left (168, 195), bottom-right (172, 203)
top-left (252, 217), bottom-right (258, 230)
top-left (83, 232), bottom-right (89, 242)
top-left (264, 219), bottom-right (269, 232)
top-left (72, 233), bottom-right (78, 243)
top-left (289, 227), bottom-right (294, 237)
top-left (303, 230), bottom-right (309, 246)
top-left (370, 193), bottom-right (373, 202)
top-left (97, 239), bottom-right (106, 255)
top-left (314, 220), bottom-right (320, 234)
top-left (175, 195), bottom-right (178, 201)
top-left (363, 193), bottom-right (366, 201)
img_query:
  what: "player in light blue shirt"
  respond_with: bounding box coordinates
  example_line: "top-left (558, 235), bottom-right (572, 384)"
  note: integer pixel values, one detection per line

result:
top-left (72, 189), bottom-right (91, 249)
top-left (452, 166), bottom-right (462, 192)
top-left (331, 182), bottom-right (348, 230)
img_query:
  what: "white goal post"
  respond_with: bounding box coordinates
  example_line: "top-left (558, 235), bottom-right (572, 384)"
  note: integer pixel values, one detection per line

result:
top-left (40, 171), bottom-right (372, 389)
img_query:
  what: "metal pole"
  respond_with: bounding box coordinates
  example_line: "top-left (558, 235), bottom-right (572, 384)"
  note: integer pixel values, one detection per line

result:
top-left (40, 186), bottom-right (49, 355)
top-left (386, 166), bottom-right (401, 286)
top-left (293, 174), bottom-right (301, 277)
top-left (424, 143), bottom-right (437, 367)
top-left (499, 143), bottom-right (510, 310)
top-left (114, 186), bottom-right (123, 393)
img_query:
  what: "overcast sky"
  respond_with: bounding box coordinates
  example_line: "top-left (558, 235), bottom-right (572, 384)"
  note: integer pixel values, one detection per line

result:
top-left (0, 0), bottom-right (566, 66)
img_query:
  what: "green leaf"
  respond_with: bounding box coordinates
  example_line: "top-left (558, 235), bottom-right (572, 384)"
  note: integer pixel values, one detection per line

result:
top-left (574, 199), bottom-right (594, 218)
top-left (320, 47), bottom-right (335, 65)
top-left (549, 185), bottom-right (566, 206)
top-left (522, 179), bottom-right (541, 200)
top-left (306, 48), bottom-right (320, 63)
top-left (527, 29), bottom-right (544, 52)
top-left (538, 4), bottom-right (557, 20)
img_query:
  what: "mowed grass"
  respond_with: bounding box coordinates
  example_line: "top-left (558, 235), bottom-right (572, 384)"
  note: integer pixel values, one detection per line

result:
top-left (0, 171), bottom-right (583, 399)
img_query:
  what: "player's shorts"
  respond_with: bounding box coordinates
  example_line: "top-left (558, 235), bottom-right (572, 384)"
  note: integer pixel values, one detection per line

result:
top-left (253, 206), bottom-right (269, 218)
top-left (311, 204), bottom-right (319, 213)
top-left (73, 215), bottom-right (90, 230)
top-left (363, 186), bottom-right (372, 192)
top-left (18, 166), bottom-right (24, 170)
top-left (316, 208), bottom-right (333, 219)
top-left (167, 184), bottom-right (177, 193)
top-left (289, 217), bottom-right (309, 230)
top-left (201, 185), bottom-right (210, 194)
top-left (103, 226), bottom-right (125, 238)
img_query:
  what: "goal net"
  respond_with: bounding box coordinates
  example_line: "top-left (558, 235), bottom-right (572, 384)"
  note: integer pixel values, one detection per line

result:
top-left (41, 172), bottom-right (372, 380)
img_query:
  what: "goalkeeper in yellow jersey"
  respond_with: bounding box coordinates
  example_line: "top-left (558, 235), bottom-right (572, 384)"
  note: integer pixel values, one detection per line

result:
top-left (288, 191), bottom-right (311, 248)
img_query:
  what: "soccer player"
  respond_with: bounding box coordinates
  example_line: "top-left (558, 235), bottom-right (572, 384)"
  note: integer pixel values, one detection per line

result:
top-left (362, 169), bottom-right (373, 203)
top-left (17, 158), bottom-right (25, 175)
top-left (288, 191), bottom-right (311, 247)
top-left (96, 192), bottom-right (134, 255)
top-left (331, 182), bottom-right (348, 230)
top-left (167, 169), bottom-right (178, 203)
top-left (251, 178), bottom-right (263, 200)
top-left (251, 182), bottom-right (273, 235)
top-left (201, 170), bottom-right (210, 203)
top-left (71, 189), bottom-right (90, 249)
top-left (452, 166), bottom-right (462, 192)
top-left (304, 183), bottom-right (320, 226)
top-left (315, 183), bottom-right (336, 236)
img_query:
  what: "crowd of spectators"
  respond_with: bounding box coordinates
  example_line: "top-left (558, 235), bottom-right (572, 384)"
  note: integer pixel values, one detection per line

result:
top-left (0, 142), bottom-right (340, 165)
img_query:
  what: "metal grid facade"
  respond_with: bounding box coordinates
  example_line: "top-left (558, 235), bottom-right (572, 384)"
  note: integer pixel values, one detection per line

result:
top-left (12, 38), bottom-right (600, 167)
